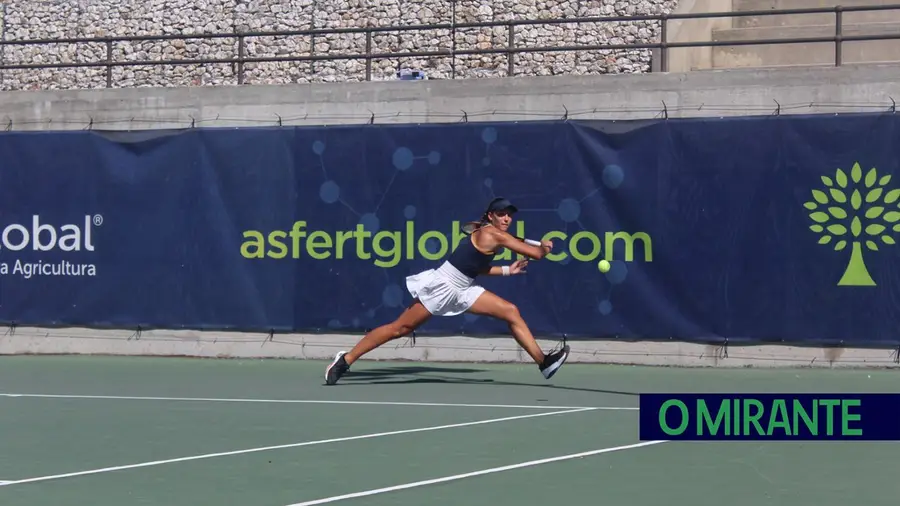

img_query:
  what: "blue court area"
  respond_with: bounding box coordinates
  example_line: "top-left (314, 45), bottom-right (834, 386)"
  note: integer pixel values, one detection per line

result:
top-left (0, 355), bottom-right (897, 505)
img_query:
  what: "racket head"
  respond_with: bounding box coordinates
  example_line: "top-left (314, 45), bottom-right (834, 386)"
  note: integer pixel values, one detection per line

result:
top-left (460, 221), bottom-right (483, 235)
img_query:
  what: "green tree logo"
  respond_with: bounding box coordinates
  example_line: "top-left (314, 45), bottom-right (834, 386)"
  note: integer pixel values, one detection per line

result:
top-left (804, 162), bottom-right (900, 286)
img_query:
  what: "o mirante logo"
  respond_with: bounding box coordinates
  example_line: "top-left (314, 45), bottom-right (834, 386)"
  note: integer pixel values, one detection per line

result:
top-left (638, 393), bottom-right (900, 441)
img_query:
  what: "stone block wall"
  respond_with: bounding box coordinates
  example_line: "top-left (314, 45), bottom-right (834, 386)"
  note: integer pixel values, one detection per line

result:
top-left (0, 0), bottom-right (678, 90)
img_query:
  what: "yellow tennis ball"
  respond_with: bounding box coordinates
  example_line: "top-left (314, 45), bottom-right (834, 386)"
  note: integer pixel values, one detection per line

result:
top-left (598, 259), bottom-right (610, 273)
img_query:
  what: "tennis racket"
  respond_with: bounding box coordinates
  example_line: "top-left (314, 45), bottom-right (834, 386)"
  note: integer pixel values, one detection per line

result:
top-left (460, 221), bottom-right (543, 247)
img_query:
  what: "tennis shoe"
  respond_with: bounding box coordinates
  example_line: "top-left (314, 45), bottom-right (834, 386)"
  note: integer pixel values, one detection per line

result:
top-left (325, 351), bottom-right (350, 385)
top-left (539, 341), bottom-right (570, 379)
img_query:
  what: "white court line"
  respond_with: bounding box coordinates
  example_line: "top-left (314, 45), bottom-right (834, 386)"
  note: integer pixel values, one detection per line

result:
top-left (285, 440), bottom-right (670, 506)
top-left (0, 480), bottom-right (12, 486)
top-left (1, 407), bottom-right (595, 487)
top-left (0, 393), bottom-right (637, 411)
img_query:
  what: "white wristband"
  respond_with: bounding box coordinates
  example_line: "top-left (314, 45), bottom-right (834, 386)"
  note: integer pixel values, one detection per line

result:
top-left (501, 265), bottom-right (510, 276)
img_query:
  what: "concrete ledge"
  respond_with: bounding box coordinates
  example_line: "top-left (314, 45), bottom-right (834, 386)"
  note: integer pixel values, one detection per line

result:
top-left (1, 326), bottom-right (898, 369)
top-left (1, 64), bottom-right (900, 131)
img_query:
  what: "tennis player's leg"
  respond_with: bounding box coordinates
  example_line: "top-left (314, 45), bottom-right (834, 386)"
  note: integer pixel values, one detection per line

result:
top-left (467, 290), bottom-right (570, 379)
top-left (325, 299), bottom-right (432, 385)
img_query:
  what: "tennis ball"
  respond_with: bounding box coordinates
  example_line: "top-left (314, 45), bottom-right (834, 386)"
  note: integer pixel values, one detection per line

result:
top-left (598, 259), bottom-right (611, 273)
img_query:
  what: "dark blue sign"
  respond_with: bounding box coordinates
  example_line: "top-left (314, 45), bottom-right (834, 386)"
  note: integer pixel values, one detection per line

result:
top-left (1, 112), bottom-right (899, 346)
top-left (639, 393), bottom-right (900, 441)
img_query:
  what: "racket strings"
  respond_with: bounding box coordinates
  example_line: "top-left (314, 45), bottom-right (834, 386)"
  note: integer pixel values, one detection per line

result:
top-left (548, 335), bottom-right (567, 355)
top-left (462, 220), bottom-right (491, 235)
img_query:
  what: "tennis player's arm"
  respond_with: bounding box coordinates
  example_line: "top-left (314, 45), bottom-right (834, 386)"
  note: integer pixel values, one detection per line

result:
top-left (494, 231), bottom-right (550, 259)
top-left (481, 265), bottom-right (514, 276)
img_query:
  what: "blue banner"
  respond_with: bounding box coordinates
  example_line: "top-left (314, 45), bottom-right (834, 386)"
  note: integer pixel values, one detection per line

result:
top-left (2, 112), bottom-right (900, 346)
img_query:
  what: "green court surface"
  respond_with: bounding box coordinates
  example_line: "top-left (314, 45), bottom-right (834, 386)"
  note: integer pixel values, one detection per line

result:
top-left (0, 355), bottom-right (898, 505)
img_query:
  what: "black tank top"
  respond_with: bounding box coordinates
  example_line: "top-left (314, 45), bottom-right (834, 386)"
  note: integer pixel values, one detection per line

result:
top-left (447, 235), bottom-right (495, 278)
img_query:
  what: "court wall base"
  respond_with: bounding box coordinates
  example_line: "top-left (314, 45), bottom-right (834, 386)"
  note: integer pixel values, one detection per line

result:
top-left (1, 326), bottom-right (897, 369)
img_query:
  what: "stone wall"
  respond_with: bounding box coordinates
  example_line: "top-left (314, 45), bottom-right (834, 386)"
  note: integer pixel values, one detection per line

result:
top-left (0, 0), bottom-right (678, 90)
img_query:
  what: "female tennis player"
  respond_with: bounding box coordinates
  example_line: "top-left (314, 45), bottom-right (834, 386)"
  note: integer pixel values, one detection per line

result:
top-left (325, 196), bottom-right (570, 386)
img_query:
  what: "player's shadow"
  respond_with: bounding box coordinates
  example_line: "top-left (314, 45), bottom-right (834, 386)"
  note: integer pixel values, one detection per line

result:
top-left (336, 365), bottom-right (639, 396)
top-left (340, 366), bottom-right (487, 384)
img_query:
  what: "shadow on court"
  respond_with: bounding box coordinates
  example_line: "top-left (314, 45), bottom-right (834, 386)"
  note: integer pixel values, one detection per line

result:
top-left (337, 365), bottom-right (639, 396)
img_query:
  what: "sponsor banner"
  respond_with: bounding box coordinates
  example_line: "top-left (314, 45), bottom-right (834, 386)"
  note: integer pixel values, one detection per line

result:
top-left (1, 113), bottom-right (899, 345)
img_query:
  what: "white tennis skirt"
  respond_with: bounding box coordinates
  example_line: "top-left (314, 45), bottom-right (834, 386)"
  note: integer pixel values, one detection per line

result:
top-left (405, 261), bottom-right (486, 316)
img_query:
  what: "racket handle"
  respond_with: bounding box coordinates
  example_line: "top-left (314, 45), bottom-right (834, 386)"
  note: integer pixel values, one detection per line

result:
top-left (523, 238), bottom-right (542, 247)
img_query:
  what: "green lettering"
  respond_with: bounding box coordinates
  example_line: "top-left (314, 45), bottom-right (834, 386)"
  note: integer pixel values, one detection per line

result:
top-left (659, 399), bottom-right (689, 435)
top-left (266, 231), bottom-right (288, 259)
top-left (239, 222), bottom-right (656, 269)
top-left (451, 221), bottom-right (466, 252)
top-left (353, 224), bottom-right (371, 260)
top-left (542, 231), bottom-right (567, 261)
top-left (605, 231), bottom-right (653, 262)
top-left (373, 231), bottom-right (402, 268)
top-left (734, 395), bottom-right (740, 435)
top-left (819, 399), bottom-right (840, 435)
top-left (767, 399), bottom-right (791, 436)
top-left (335, 231), bottom-right (353, 259)
top-left (290, 221), bottom-right (307, 258)
top-left (697, 399), bottom-right (729, 436)
top-left (841, 399), bottom-right (862, 436)
top-left (418, 231), bottom-right (448, 260)
top-left (406, 221), bottom-right (416, 259)
top-left (306, 231), bottom-right (332, 260)
top-left (241, 231), bottom-right (265, 259)
top-left (793, 399), bottom-right (817, 436)
top-left (570, 231), bottom-right (601, 262)
top-left (742, 399), bottom-right (765, 435)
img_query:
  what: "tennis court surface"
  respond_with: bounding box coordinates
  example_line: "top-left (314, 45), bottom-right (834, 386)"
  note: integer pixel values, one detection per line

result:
top-left (0, 355), bottom-right (897, 506)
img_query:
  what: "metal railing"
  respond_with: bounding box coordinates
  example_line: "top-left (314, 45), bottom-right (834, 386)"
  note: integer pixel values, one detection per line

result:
top-left (0, 3), bottom-right (898, 87)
